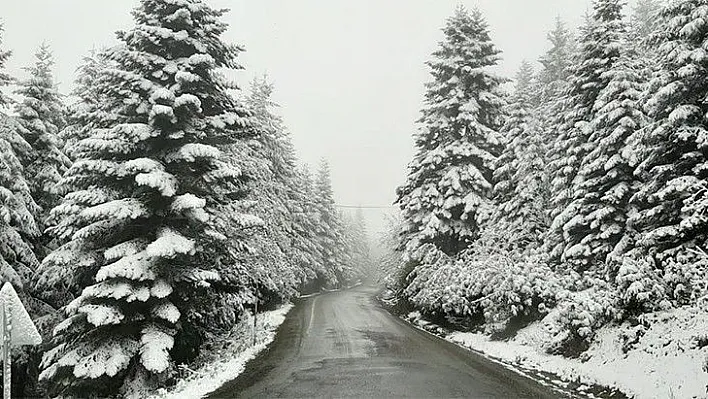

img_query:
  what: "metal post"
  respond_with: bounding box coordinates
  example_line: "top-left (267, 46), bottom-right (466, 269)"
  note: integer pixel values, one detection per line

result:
top-left (2, 301), bottom-right (11, 399)
top-left (252, 301), bottom-right (258, 346)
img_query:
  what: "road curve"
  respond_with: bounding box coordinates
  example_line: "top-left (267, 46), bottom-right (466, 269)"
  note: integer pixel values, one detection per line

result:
top-left (208, 285), bottom-right (561, 398)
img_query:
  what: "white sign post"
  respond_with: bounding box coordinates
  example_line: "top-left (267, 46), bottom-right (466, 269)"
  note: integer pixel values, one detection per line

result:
top-left (0, 282), bottom-right (42, 399)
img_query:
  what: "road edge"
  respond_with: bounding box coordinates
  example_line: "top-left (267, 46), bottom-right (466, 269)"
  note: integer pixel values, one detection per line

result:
top-left (374, 294), bottom-right (630, 399)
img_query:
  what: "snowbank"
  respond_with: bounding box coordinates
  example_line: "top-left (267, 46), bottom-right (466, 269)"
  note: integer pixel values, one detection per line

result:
top-left (148, 304), bottom-right (293, 399)
top-left (408, 307), bottom-right (708, 399)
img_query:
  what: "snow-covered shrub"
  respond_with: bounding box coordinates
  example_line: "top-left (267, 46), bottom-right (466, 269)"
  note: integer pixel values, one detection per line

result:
top-left (615, 256), bottom-right (670, 317)
top-left (405, 246), bottom-right (562, 334)
top-left (618, 323), bottom-right (647, 353)
top-left (402, 243), bottom-right (452, 302)
top-left (547, 284), bottom-right (618, 357)
top-left (659, 247), bottom-right (708, 306)
top-left (473, 254), bottom-right (563, 337)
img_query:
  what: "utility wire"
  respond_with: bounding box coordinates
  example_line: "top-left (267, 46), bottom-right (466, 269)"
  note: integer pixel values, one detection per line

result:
top-left (334, 204), bottom-right (397, 209)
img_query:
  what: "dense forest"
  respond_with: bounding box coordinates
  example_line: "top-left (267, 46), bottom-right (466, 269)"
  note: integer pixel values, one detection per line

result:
top-left (0, 0), bottom-right (372, 397)
top-left (2, 0), bottom-right (708, 396)
top-left (390, 0), bottom-right (708, 362)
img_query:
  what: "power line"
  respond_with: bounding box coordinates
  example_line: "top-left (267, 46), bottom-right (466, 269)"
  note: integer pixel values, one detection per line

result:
top-left (334, 204), bottom-right (397, 209)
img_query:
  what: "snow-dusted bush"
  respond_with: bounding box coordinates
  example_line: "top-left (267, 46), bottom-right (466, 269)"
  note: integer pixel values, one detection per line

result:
top-left (405, 245), bottom-right (562, 334)
top-left (618, 323), bottom-right (647, 353)
top-left (547, 283), bottom-right (618, 357)
top-left (660, 248), bottom-right (708, 306)
top-left (614, 256), bottom-right (670, 316)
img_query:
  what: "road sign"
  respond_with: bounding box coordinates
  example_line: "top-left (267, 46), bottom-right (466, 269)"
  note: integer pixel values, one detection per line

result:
top-left (0, 282), bottom-right (42, 399)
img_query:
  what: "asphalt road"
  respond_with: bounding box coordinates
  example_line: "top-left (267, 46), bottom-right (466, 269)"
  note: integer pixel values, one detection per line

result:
top-left (208, 285), bottom-right (561, 398)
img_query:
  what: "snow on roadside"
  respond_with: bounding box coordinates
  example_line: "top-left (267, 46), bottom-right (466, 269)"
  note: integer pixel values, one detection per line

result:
top-left (148, 304), bottom-right (293, 399)
top-left (413, 306), bottom-right (708, 399)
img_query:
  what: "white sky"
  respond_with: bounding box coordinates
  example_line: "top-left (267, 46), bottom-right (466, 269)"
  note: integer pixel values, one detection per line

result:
top-left (1, 0), bottom-right (630, 236)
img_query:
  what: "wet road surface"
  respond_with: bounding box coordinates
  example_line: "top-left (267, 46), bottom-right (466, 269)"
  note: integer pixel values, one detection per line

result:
top-left (208, 285), bottom-right (560, 398)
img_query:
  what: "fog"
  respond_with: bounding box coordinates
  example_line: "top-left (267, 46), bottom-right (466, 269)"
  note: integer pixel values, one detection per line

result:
top-left (0, 0), bottom-right (615, 238)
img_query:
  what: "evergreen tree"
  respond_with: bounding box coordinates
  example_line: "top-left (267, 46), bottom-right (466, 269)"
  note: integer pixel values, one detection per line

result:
top-left (61, 49), bottom-right (114, 160)
top-left (344, 208), bottom-right (373, 281)
top-left (538, 17), bottom-right (575, 102)
top-left (14, 44), bottom-right (71, 234)
top-left (243, 78), bottom-right (297, 300)
top-left (314, 160), bottom-right (351, 287)
top-left (537, 17), bottom-right (575, 159)
top-left (0, 116), bottom-right (41, 294)
top-left (561, 47), bottom-right (648, 268)
top-left (493, 61), bottom-right (535, 207)
top-left (536, 18), bottom-right (576, 245)
top-left (631, 0), bottom-right (663, 40)
top-left (236, 76), bottom-right (325, 302)
top-left (490, 61), bottom-right (549, 253)
top-left (37, 0), bottom-right (254, 395)
top-left (0, 26), bottom-right (42, 289)
top-left (396, 6), bottom-right (506, 258)
top-left (294, 165), bottom-right (328, 291)
top-left (545, 0), bottom-right (627, 262)
top-left (631, 0), bottom-right (708, 289)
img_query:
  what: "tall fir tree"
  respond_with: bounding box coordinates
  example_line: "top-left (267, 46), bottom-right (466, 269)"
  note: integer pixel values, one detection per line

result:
top-left (537, 17), bottom-right (575, 158)
top-left (536, 18), bottom-right (575, 242)
top-left (630, 0), bottom-right (708, 300)
top-left (295, 165), bottom-right (328, 290)
top-left (631, 0), bottom-right (663, 40)
top-left (314, 160), bottom-right (351, 287)
top-left (545, 0), bottom-right (627, 263)
top-left (493, 61), bottom-right (535, 209)
top-left (241, 78), bottom-right (297, 300)
top-left (14, 44), bottom-right (71, 237)
top-left (538, 17), bottom-right (575, 103)
top-left (396, 6), bottom-right (506, 258)
top-left (60, 49), bottom-right (114, 160)
top-left (344, 208), bottom-right (373, 281)
top-left (561, 45), bottom-right (648, 269)
top-left (236, 76), bottom-right (327, 302)
top-left (0, 117), bottom-right (41, 294)
top-left (490, 61), bottom-right (549, 253)
top-left (37, 0), bottom-right (254, 395)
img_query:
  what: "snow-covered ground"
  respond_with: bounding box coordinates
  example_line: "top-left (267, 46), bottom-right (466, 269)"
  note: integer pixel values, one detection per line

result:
top-left (407, 307), bottom-right (708, 399)
top-left (147, 304), bottom-right (293, 399)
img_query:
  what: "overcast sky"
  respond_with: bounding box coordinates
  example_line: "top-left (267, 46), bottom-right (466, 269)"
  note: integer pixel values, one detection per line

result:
top-left (0, 0), bottom-right (633, 236)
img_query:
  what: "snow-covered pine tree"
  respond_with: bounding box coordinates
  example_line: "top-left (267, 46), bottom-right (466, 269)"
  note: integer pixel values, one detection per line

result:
top-left (37, 0), bottom-right (254, 395)
top-left (560, 44), bottom-right (648, 269)
top-left (536, 18), bottom-right (575, 250)
top-left (14, 44), bottom-right (71, 237)
top-left (343, 208), bottom-right (372, 281)
top-left (395, 6), bottom-right (506, 258)
top-left (60, 49), bottom-right (115, 161)
top-left (631, 0), bottom-right (663, 40)
top-left (545, 0), bottom-right (627, 263)
top-left (0, 115), bottom-right (60, 399)
top-left (0, 117), bottom-right (41, 295)
top-left (236, 77), bottom-right (304, 303)
top-left (630, 0), bottom-right (708, 304)
top-left (537, 17), bottom-right (575, 104)
top-left (0, 25), bottom-right (43, 292)
top-left (537, 17), bottom-right (575, 155)
top-left (294, 165), bottom-right (328, 292)
top-left (314, 160), bottom-right (352, 287)
top-left (490, 61), bottom-right (549, 254)
top-left (492, 61), bottom-right (535, 212)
